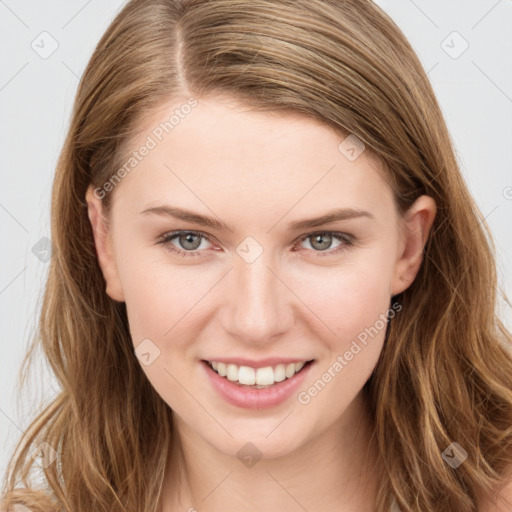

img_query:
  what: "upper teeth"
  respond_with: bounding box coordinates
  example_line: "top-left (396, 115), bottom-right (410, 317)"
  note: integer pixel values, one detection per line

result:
top-left (209, 361), bottom-right (306, 386)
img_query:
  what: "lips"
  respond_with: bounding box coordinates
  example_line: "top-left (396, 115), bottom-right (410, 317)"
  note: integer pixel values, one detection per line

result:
top-left (201, 358), bottom-right (315, 409)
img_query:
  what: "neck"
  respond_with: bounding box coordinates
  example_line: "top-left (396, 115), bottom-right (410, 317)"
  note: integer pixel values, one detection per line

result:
top-left (159, 390), bottom-right (382, 512)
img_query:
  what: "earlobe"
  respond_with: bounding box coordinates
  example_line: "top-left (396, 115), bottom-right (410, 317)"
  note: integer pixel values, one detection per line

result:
top-left (85, 186), bottom-right (125, 302)
top-left (390, 195), bottom-right (437, 296)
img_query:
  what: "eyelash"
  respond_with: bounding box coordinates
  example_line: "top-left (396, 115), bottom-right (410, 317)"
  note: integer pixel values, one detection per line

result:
top-left (157, 230), bottom-right (355, 259)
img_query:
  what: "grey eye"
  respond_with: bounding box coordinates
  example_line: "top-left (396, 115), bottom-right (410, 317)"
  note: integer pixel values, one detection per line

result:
top-left (177, 233), bottom-right (203, 250)
top-left (307, 233), bottom-right (336, 251)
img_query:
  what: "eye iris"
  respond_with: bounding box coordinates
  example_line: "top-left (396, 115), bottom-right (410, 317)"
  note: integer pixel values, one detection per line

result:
top-left (311, 234), bottom-right (332, 251)
top-left (180, 233), bottom-right (201, 250)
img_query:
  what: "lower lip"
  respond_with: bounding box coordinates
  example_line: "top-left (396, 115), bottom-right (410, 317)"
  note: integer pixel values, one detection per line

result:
top-left (201, 360), bottom-right (314, 410)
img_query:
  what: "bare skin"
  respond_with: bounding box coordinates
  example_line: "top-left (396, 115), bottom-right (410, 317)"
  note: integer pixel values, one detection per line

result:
top-left (86, 94), bottom-right (437, 511)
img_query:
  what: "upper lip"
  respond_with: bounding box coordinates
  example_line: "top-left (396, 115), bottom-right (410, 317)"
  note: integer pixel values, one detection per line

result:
top-left (202, 357), bottom-right (314, 369)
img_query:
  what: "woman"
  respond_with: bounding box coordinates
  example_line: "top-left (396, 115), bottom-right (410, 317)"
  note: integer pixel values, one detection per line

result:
top-left (2, 0), bottom-right (512, 511)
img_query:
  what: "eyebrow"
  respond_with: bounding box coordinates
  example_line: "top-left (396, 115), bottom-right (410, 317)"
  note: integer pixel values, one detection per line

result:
top-left (139, 205), bottom-right (374, 232)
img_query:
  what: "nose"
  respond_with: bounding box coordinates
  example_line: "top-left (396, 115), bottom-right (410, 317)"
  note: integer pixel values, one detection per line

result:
top-left (220, 252), bottom-right (295, 347)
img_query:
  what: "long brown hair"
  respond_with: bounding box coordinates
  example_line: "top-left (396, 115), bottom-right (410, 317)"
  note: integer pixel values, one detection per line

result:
top-left (2, 1), bottom-right (512, 510)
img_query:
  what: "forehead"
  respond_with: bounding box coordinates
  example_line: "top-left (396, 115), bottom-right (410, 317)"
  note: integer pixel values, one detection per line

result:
top-left (111, 95), bottom-right (396, 226)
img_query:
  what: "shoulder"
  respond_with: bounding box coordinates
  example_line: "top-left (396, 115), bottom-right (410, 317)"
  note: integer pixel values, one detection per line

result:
top-left (477, 477), bottom-right (512, 512)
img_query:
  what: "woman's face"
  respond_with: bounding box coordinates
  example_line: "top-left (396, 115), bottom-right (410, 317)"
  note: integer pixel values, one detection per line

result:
top-left (86, 94), bottom-right (435, 460)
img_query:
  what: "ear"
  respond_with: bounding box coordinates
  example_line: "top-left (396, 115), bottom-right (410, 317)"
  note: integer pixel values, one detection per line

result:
top-left (85, 185), bottom-right (125, 302)
top-left (390, 195), bottom-right (437, 296)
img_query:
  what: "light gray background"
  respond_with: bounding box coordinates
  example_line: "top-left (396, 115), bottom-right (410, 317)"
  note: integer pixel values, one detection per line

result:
top-left (1, 0), bottom-right (511, 481)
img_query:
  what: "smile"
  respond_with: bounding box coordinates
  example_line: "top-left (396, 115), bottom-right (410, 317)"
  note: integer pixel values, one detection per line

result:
top-left (201, 359), bottom-right (315, 409)
top-left (205, 360), bottom-right (312, 388)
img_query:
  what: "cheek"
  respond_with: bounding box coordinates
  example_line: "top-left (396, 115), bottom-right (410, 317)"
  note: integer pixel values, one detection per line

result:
top-left (294, 259), bottom-right (394, 416)
top-left (119, 260), bottom-right (214, 407)
top-left (289, 248), bottom-right (395, 405)
top-left (121, 260), bottom-right (213, 348)
top-left (290, 244), bottom-right (395, 341)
